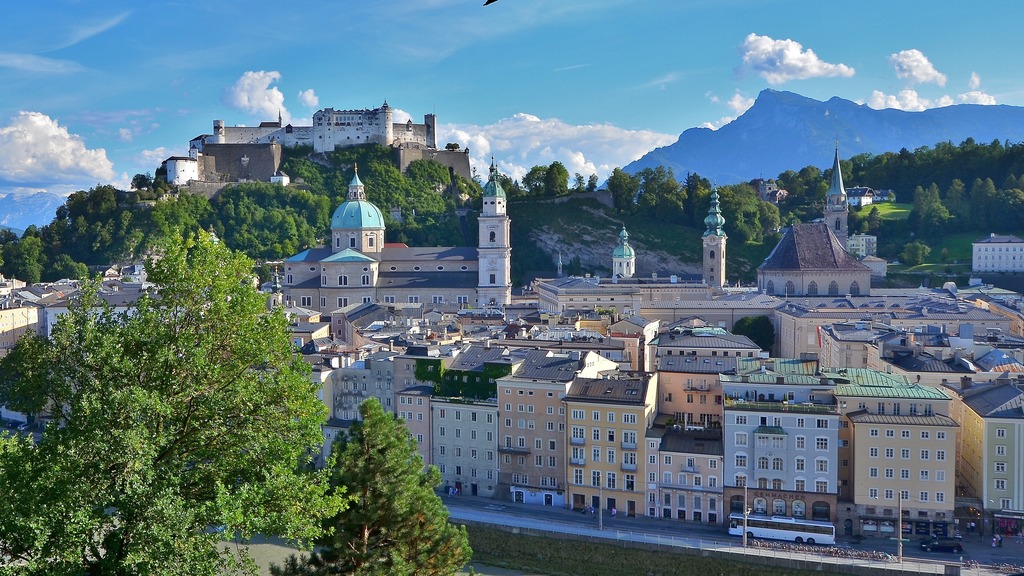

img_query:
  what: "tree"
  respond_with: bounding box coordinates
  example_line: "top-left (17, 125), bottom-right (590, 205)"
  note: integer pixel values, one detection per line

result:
top-left (444, 142), bottom-right (460, 150)
top-left (607, 168), bottom-right (639, 213)
top-left (131, 172), bottom-right (154, 190)
top-left (544, 161), bottom-right (570, 197)
top-left (0, 231), bottom-right (342, 575)
top-left (731, 315), bottom-right (775, 352)
top-left (901, 241), bottom-right (932, 266)
top-left (273, 398), bottom-right (471, 576)
top-left (522, 165), bottom-right (548, 197)
top-left (586, 173), bottom-right (599, 194)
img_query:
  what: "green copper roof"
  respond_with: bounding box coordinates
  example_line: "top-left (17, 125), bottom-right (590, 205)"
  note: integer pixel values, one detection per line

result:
top-left (482, 160), bottom-right (506, 198)
top-left (331, 200), bottom-right (385, 230)
top-left (322, 248), bottom-right (376, 263)
top-left (613, 226), bottom-right (635, 258)
top-left (827, 145), bottom-right (847, 198)
top-left (703, 189), bottom-right (727, 237)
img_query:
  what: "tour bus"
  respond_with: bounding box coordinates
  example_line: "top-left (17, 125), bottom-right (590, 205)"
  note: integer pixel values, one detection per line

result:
top-left (728, 513), bottom-right (836, 545)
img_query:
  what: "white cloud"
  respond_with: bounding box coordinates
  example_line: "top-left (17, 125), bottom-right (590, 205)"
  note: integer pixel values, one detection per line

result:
top-left (297, 88), bottom-right (319, 108)
top-left (890, 49), bottom-right (946, 86)
top-left (137, 147), bottom-right (173, 167)
top-left (392, 108), bottom-right (413, 124)
top-left (223, 71), bottom-right (292, 124)
top-left (118, 128), bottom-right (133, 142)
top-left (0, 111), bottom-right (116, 193)
top-left (637, 72), bottom-right (681, 91)
top-left (867, 89), bottom-right (953, 111)
top-left (957, 90), bottom-right (996, 105)
top-left (0, 52), bottom-right (83, 74)
top-left (969, 72), bottom-right (981, 91)
top-left (57, 12), bottom-right (130, 50)
top-left (438, 114), bottom-right (675, 183)
top-left (738, 33), bottom-right (854, 84)
top-left (699, 92), bottom-right (754, 130)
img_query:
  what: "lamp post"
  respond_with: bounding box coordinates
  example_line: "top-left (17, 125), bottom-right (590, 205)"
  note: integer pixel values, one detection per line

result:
top-left (598, 482), bottom-right (604, 531)
top-left (742, 484), bottom-right (751, 548)
top-left (897, 491), bottom-right (904, 564)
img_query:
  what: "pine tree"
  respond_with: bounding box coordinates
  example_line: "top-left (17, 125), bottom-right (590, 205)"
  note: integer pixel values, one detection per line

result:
top-left (273, 398), bottom-right (471, 576)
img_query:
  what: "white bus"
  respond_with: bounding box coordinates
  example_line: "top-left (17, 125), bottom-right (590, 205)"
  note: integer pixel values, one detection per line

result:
top-left (728, 513), bottom-right (836, 545)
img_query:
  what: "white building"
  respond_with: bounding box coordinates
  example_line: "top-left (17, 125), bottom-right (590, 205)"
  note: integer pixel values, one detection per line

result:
top-left (973, 233), bottom-right (1024, 272)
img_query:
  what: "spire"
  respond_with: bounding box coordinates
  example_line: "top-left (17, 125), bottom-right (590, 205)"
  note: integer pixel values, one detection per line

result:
top-left (348, 163), bottom-right (366, 200)
top-left (482, 157), bottom-right (506, 198)
top-left (703, 189), bottom-right (727, 238)
top-left (827, 143), bottom-right (847, 199)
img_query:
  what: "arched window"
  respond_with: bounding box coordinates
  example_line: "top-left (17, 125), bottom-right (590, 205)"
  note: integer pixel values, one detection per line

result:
top-left (709, 250), bottom-right (715, 259)
top-left (835, 218), bottom-right (842, 231)
top-left (349, 237), bottom-right (356, 248)
top-left (773, 499), bottom-right (786, 515)
top-left (339, 275), bottom-right (348, 286)
top-left (828, 281), bottom-right (839, 295)
top-left (772, 457), bottom-right (784, 471)
top-left (766, 280), bottom-right (775, 295)
top-left (368, 236), bottom-right (374, 247)
top-left (850, 281), bottom-right (860, 296)
top-left (807, 281), bottom-right (818, 295)
top-left (489, 231), bottom-right (496, 243)
top-left (753, 497), bottom-right (767, 515)
top-left (757, 456), bottom-right (769, 470)
top-left (792, 500), bottom-right (806, 519)
top-left (361, 275), bottom-right (370, 286)
top-left (811, 501), bottom-right (830, 521)
top-left (785, 281), bottom-right (796, 296)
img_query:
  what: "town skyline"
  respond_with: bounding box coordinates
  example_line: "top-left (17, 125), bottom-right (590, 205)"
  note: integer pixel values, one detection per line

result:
top-left (3, 0), bottom-right (1024, 200)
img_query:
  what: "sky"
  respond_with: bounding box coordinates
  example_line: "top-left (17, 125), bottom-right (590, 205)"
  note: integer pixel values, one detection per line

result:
top-left (1, 0), bottom-right (1022, 199)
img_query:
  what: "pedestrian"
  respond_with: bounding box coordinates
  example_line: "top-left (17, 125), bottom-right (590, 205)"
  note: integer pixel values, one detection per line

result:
top-left (997, 533), bottom-right (1003, 547)
top-left (611, 507), bottom-right (617, 518)
top-left (992, 536), bottom-right (997, 548)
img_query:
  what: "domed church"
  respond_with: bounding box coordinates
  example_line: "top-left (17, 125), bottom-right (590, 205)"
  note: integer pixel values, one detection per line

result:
top-left (282, 161), bottom-right (511, 313)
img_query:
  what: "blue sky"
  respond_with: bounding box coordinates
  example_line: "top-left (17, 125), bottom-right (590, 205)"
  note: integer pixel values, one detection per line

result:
top-left (1, 0), bottom-right (1021, 198)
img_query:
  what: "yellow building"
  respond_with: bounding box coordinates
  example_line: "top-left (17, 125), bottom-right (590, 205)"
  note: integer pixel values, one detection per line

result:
top-left (835, 379), bottom-right (958, 539)
top-left (564, 373), bottom-right (658, 517)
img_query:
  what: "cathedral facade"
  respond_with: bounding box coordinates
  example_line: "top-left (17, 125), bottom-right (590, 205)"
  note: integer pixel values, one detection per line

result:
top-left (282, 162), bottom-right (511, 314)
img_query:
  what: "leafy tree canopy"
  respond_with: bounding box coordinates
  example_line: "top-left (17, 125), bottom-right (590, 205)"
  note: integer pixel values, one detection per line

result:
top-left (0, 232), bottom-right (343, 575)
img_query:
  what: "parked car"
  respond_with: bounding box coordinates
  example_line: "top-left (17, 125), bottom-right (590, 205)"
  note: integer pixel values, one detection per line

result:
top-left (919, 537), bottom-right (963, 553)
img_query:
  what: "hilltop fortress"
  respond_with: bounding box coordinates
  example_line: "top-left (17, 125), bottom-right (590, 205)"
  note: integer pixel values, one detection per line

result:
top-left (163, 101), bottom-right (470, 193)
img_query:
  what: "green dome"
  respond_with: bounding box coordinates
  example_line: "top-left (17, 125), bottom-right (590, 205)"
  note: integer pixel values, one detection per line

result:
top-left (331, 200), bottom-right (385, 230)
top-left (613, 226), bottom-right (635, 258)
top-left (482, 160), bottom-right (506, 198)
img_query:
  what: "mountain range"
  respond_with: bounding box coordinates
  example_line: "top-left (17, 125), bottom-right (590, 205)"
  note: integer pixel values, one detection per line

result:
top-left (625, 89), bottom-right (1024, 184)
top-left (0, 192), bottom-right (64, 234)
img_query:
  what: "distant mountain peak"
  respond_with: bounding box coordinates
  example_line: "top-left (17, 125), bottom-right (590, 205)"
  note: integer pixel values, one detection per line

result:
top-left (625, 91), bottom-right (1024, 184)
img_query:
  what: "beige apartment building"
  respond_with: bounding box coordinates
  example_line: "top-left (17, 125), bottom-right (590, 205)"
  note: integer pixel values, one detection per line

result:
top-left (564, 373), bottom-right (658, 517)
top-left (655, 355), bottom-right (731, 429)
top-left (836, 379), bottom-right (958, 539)
top-left (0, 302), bottom-right (40, 358)
top-left (496, 350), bottom-right (618, 506)
top-left (957, 380), bottom-right (1024, 536)
top-left (645, 427), bottom-right (724, 524)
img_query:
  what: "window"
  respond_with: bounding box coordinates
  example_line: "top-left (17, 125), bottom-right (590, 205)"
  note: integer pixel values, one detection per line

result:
top-left (997, 428), bottom-right (1007, 438)
top-left (920, 431), bottom-right (930, 440)
top-left (996, 445), bottom-right (1006, 456)
top-left (920, 449), bottom-right (930, 460)
top-left (995, 462), bottom-right (1006, 473)
top-left (995, 479), bottom-right (1007, 490)
top-left (816, 419), bottom-right (828, 429)
top-left (815, 437), bottom-right (828, 450)
top-left (593, 411), bottom-right (600, 421)
top-left (795, 457), bottom-right (805, 472)
top-left (900, 449), bottom-right (910, 459)
top-left (919, 470), bottom-right (929, 481)
top-left (936, 470), bottom-right (945, 482)
top-left (735, 415), bottom-right (747, 425)
top-left (735, 455), bottom-right (747, 468)
top-left (936, 450), bottom-right (945, 461)
top-left (796, 436), bottom-right (806, 449)
top-left (919, 492), bottom-right (929, 502)
top-left (869, 488), bottom-right (878, 498)
top-left (815, 459), bottom-right (828, 473)
top-left (885, 448), bottom-right (894, 459)
top-left (869, 447), bottom-right (879, 458)
top-left (870, 428), bottom-right (879, 437)
top-left (815, 480), bottom-right (828, 493)
top-left (869, 467), bottom-right (878, 478)
top-left (572, 409), bottom-right (584, 420)
top-left (901, 430), bottom-right (910, 438)
top-left (885, 468), bottom-right (894, 479)
top-left (592, 428), bottom-right (600, 441)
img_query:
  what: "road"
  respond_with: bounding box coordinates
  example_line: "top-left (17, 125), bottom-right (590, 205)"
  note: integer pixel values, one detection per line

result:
top-left (444, 493), bottom-right (1024, 575)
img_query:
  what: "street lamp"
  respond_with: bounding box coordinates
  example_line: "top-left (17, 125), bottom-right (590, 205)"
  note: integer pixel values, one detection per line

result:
top-left (742, 484), bottom-right (751, 548)
top-left (598, 483), bottom-right (604, 531)
top-left (896, 491), bottom-right (904, 564)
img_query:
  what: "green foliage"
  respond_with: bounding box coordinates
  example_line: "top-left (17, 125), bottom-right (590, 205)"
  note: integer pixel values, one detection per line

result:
top-left (901, 241), bottom-right (932, 265)
top-left (415, 358), bottom-right (446, 385)
top-left (211, 182), bottom-right (329, 260)
top-left (731, 315), bottom-right (776, 352)
top-left (435, 363), bottom-right (512, 400)
top-left (273, 398), bottom-right (471, 576)
top-left (0, 232), bottom-right (342, 575)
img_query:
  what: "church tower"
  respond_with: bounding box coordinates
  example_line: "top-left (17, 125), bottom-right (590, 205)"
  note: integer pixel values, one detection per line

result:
top-left (612, 226), bottom-right (636, 278)
top-left (702, 189), bottom-right (727, 289)
top-left (825, 145), bottom-right (849, 249)
top-left (477, 159), bottom-right (511, 308)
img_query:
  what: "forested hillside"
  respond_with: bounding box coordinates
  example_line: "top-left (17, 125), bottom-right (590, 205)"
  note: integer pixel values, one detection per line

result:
top-left (2, 138), bottom-right (1024, 286)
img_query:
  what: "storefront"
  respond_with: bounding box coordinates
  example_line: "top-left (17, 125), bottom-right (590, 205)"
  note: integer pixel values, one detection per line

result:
top-left (994, 509), bottom-right (1024, 536)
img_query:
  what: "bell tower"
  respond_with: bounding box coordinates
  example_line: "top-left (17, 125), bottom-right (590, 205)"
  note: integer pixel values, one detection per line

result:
top-left (477, 159), bottom-right (511, 307)
top-left (825, 144), bottom-right (849, 249)
top-left (702, 189), bottom-right (727, 289)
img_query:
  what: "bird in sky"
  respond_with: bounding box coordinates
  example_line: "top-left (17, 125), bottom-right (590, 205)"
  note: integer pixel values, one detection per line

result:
top-left (483, 0), bottom-right (498, 5)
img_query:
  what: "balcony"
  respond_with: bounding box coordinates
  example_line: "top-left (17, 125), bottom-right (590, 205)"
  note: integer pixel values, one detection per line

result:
top-left (621, 462), bottom-right (638, 472)
top-left (620, 440), bottom-right (637, 450)
top-left (498, 445), bottom-right (531, 455)
top-left (570, 437), bottom-right (586, 446)
top-left (682, 465), bottom-right (701, 474)
top-left (570, 457), bottom-right (586, 466)
top-left (724, 398), bottom-right (837, 414)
